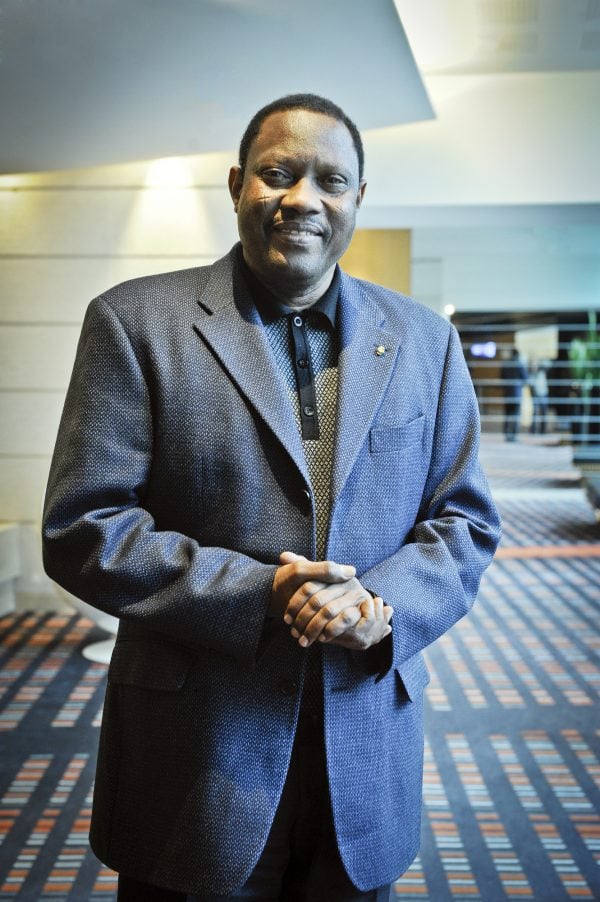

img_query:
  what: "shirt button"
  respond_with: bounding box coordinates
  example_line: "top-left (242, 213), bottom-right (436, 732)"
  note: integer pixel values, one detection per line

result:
top-left (298, 358), bottom-right (308, 368)
top-left (293, 315), bottom-right (303, 328)
top-left (303, 405), bottom-right (315, 417)
top-left (279, 678), bottom-right (298, 697)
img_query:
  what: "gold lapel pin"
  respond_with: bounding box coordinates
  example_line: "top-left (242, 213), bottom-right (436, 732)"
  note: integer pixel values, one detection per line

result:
top-left (375, 345), bottom-right (386, 357)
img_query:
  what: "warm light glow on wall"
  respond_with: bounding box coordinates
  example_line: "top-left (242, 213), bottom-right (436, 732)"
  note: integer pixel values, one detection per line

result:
top-left (144, 157), bottom-right (195, 188)
top-left (119, 155), bottom-right (230, 258)
top-left (0, 175), bottom-right (25, 189)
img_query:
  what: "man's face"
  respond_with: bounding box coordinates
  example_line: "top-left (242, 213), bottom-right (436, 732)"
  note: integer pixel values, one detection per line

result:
top-left (229, 109), bottom-right (366, 298)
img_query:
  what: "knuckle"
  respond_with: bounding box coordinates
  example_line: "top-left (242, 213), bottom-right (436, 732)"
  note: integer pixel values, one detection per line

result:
top-left (300, 582), bottom-right (315, 601)
top-left (310, 591), bottom-right (324, 611)
top-left (323, 560), bottom-right (336, 580)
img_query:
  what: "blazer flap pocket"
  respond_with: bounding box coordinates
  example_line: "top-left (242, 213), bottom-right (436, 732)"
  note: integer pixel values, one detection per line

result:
top-left (370, 415), bottom-right (425, 453)
top-left (395, 653), bottom-right (430, 702)
top-left (108, 639), bottom-right (195, 691)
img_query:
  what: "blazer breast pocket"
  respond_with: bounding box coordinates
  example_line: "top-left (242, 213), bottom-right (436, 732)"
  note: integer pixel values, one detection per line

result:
top-left (369, 415), bottom-right (425, 454)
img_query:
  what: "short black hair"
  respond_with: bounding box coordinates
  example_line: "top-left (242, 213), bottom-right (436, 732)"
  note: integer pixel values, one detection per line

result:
top-left (238, 93), bottom-right (364, 180)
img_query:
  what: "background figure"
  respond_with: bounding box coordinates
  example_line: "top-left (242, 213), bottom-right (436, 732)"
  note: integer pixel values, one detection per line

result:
top-left (529, 361), bottom-right (549, 435)
top-left (501, 347), bottom-right (528, 441)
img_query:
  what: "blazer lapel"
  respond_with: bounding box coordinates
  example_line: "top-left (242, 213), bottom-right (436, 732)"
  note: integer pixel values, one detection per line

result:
top-left (192, 250), bottom-right (310, 484)
top-left (331, 274), bottom-right (399, 502)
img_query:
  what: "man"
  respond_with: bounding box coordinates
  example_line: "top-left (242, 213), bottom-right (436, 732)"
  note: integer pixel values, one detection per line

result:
top-left (501, 347), bottom-right (528, 441)
top-left (528, 361), bottom-right (549, 435)
top-left (43, 94), bottom-right (500, 901)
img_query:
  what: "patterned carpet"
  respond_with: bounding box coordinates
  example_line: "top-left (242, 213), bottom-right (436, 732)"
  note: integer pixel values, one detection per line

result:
top-left (1, 437), bottom-right (599, 900)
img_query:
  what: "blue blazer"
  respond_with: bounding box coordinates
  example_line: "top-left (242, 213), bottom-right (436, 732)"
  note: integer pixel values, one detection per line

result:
top-left (42, 245), bottom-right (500, 895)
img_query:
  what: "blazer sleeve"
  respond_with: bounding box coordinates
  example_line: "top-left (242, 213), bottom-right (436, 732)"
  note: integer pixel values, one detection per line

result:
top-left (42, 296), bottom-right (278, 669)
top-left (359, 324), bottom-right (501, 675)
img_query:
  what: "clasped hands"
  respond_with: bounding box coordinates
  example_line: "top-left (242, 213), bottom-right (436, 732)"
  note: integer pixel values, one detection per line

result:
top-left (271, 551), bottom-right (393, 651)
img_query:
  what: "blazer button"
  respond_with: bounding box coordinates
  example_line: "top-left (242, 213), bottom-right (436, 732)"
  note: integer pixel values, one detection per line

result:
top-left (279, 678), bottom-right (298, 697)
top-left (301, 488), bottom-right (312, 511)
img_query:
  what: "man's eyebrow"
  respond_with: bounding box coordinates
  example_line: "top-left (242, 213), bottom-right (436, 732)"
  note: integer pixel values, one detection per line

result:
top-left (256, 155), bottom-right (353, 175)
top-left (255, 153), bottom-right (297, 166)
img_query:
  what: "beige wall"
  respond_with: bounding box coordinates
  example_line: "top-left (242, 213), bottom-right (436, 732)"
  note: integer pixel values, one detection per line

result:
top-left (341, 229), bottom-right (411, 295)
top-left (0, 154), bottom-right (238, 608)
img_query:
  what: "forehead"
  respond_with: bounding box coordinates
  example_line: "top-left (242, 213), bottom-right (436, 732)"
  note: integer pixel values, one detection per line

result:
top-left (250, 109), bottom-right (359, 174)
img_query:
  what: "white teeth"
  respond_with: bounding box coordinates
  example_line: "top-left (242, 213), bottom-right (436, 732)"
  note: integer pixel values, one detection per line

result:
top-left (275, 223), bottom-right (320, 235)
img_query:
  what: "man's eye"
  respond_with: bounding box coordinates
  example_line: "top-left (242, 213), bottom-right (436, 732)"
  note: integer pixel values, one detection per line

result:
top-left (322, 174), bottom-right (348, 191)
top-left (262, 169), bottom-right (290, 184)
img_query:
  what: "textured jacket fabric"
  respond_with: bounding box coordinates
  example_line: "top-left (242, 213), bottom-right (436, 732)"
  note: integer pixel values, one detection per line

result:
top-left (42, 245), bottom-right (500, 895)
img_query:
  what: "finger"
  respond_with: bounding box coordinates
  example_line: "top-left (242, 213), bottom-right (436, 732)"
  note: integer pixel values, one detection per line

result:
top-left (317, 559), bottom-right (356, 582)
top-left (280, 551), bottom-right (356, 582)
top-left (283, 562), bottom-right (358, 624)
top-left (372, 595), bottom-right (383, 619)
top-left (279, 550), bottom-right (305, 565)
top-left (281, 557), bottom-right (356, 591)
top-left (326, 615), bottom-right (392, 650)
top-left (313, 605), bottom-right (362, 645)
top-left (359, 594), bottom-right (374, 620)
top-left (295, 580), bottom-right (374, 643)
top-left (294, 579), bottom-right (375, 639)
top-left (272, 560), bottom-right (319, 618)
top-left (288, 581), bottom-right (350, 633)
top-left (283, 579), bottom-right (329, 625)
top-left (383, 605), bottom-right (394, 624)
top-left (326, 632), bottom-right (368, 650)
top-left (275, 560), bottom-right (334, 615)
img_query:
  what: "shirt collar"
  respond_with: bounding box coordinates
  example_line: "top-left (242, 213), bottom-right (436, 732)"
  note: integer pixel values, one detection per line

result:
top-left (236, 245), bottom-right (339, 329)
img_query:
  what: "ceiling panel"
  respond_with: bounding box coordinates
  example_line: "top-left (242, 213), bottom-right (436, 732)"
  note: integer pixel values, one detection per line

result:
top-left (394, 0), bottom-right (600, 73)
top-left (0, 0), bottom-right (433, 173)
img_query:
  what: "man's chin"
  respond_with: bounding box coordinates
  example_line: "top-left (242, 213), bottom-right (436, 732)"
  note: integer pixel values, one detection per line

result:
top-left (267, 245), bottom-right (327, 278)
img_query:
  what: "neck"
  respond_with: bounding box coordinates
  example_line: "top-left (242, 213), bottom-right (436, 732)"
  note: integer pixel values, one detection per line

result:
top-left (243, 257), bottom-right (336, 311)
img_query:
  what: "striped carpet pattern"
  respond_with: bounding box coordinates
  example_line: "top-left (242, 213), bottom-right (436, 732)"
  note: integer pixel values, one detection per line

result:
top-left (0, 437), bottom-right (599, 900)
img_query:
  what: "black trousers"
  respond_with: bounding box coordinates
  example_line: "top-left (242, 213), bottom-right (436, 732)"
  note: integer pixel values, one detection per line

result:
top-left (117, 712), bottom-right (392, 902)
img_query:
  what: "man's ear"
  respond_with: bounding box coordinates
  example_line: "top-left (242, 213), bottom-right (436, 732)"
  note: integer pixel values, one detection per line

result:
top-left (356, 180), bottom-right (367, 209)
top-left (228, 166), bottom-right (243, 211)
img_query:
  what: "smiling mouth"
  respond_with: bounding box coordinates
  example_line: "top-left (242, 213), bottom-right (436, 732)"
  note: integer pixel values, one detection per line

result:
top-left (272, 221), bottom-right (322, 238)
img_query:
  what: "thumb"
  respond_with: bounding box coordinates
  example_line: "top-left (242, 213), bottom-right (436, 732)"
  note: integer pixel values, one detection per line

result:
top-left (279, 550), bottom-right (305, 564)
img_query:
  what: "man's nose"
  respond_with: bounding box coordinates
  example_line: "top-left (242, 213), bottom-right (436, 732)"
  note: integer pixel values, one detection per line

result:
top-left (281, 177), bottom-right (321, 213)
